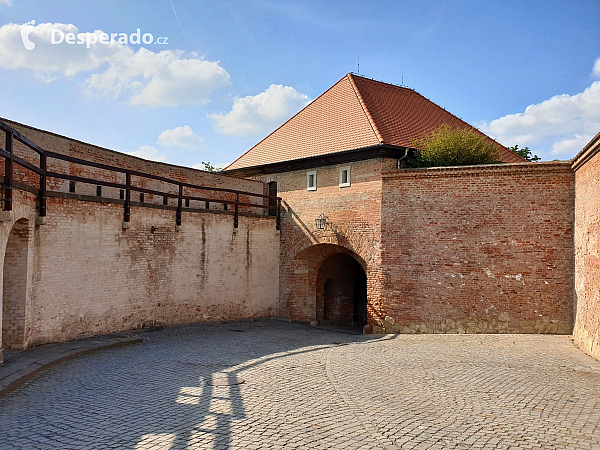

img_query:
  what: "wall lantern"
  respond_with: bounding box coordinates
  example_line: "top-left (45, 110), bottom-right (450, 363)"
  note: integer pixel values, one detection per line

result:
top-left (315, 213), bottom-right (328, 230)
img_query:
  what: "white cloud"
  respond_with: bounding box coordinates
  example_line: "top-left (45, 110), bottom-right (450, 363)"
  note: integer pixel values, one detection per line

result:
top-left (0, 0), bottom-right (13, 6)
top-left (157, 125), bottom-right (204, 147)
top-left (130, 58), bottom-right (229, 106)
top-left (127, 145), bottom-right (167, 162)
top-left (550, 134), bottom-right (595, 156)
top-left (210, 84), bottom-right (309, 135)
top-left (480, 60), bottom-right (600, 160)
top-left (0, 22), bottom-right (230, 106)
top-left (594, 57), bottom-right (600, 78)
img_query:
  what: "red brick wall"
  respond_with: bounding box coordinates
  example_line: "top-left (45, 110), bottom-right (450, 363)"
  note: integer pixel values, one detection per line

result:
top-left (379, 163), bottom-right (575, 334)
top-left (253, 158), bottom-right (396, 320)
top-left (573, 135), bottom-right (600, 358)
top-left (255, 159), bottom-right (576, 334)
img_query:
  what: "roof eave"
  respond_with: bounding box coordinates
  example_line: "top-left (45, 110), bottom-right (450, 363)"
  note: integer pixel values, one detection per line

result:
top-left (222, 144), bottom-right (409, 177)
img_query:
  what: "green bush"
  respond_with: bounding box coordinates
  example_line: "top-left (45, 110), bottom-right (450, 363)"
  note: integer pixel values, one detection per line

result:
top-left (406, 125), bottom-right (501, 168)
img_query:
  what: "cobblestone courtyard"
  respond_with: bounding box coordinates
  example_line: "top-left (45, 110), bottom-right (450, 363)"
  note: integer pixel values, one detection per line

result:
top-left (1, 323), bottom-right (599, 449)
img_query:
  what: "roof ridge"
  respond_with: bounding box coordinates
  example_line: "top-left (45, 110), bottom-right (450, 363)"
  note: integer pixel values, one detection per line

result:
top-left (225, 75), bottom-right (353, 170)
top-left (347, 73), bottom-right (384, 144)
top-left (352, 76), bottom-right (522, 159)
top-left (409, 91), bottom-right (518, 154)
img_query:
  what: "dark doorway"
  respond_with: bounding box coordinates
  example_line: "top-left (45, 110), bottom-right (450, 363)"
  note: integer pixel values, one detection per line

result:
top-left (317, 253), bottom-right (367, 328)
top-left (353, 273), bottom-right (367, 325)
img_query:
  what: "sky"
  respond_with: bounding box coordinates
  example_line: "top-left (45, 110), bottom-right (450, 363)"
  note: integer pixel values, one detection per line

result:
top-left (0, 0), bottom-right (599, 168)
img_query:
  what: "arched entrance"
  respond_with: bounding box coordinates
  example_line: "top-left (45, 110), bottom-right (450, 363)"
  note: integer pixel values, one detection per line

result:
top-left (316, 253), bottom-right (367, 328)
top-left (2, 218), bottom-right (30, 351)
top-left (286, 243), bottom-right (370, 325)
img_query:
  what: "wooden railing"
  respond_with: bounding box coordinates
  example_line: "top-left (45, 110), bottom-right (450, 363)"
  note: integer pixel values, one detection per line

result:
top-left (0, 120), bottom-right (281, 229)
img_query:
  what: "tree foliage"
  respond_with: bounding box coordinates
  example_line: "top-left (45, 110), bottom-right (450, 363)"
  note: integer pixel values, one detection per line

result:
top-left (199, 161), bottom-right (222, 173)
top-left (406, 125), bottom-right (501, 168)
top-left (509, 145), bottom-right (541, 162)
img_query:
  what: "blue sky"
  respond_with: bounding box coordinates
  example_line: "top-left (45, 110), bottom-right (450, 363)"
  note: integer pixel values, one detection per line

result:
top-left (0, 0), bottom-right (599, 167)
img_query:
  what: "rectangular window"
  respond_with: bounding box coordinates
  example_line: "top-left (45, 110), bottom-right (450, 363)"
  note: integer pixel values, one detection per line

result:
top-left (339, 166), bottom-right (351, 188)
top-left (306, 171), bottom-right (317, 191)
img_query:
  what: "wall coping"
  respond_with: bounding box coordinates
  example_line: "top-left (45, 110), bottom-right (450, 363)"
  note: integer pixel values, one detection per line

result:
top-left (571, 132), bottom-right (600, 171)
top-left (382, 161), bottom-right (573, 180)
top-left (1, 117), bottom-right (260, 184)
top-left (0, 176), bottom-right (275, 222)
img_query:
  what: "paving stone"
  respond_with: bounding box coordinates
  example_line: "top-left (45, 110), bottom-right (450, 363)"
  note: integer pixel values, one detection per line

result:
top-left (0, 324), bottom-right (599, 449)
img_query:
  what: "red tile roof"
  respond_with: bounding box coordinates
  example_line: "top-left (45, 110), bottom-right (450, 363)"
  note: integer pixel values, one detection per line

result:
top-left (226, 74), bottom-right (525, 170)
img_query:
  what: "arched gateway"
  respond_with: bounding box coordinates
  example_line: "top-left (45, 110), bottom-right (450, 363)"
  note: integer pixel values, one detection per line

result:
top-left (286, 243), bottom-right (370, 327)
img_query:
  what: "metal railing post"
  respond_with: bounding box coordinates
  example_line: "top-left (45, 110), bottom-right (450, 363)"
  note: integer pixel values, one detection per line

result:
top-left (176, 184), bottom-right (183, 226)
top-left (38, 152), bottom-right (46, 217)
top-left (4, 132), bottom-right (13, 211)
top-left (124, 172), bottom-right (131, 222)
top-left (234, 193), bottom-right (239, 228)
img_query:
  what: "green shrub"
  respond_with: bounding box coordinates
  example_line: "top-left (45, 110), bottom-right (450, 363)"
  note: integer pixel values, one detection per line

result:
top-left (406, 125), bottom-right (501, 168)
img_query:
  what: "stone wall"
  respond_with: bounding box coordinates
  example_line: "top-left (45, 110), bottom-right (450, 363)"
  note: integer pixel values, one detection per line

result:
top-left (573, 133), bottom-right (600, 359)
top-left (379, 162), bottom-right (575, 334)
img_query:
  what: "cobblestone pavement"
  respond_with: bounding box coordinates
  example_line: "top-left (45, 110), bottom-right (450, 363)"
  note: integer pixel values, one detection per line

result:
top-left (1, 323), bottom-right (599, 449)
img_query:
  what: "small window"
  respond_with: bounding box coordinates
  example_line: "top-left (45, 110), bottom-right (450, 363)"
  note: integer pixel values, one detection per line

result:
top-left (339, 166), bottom-right (351, 188)
top-left (306, 171), bottom-right (317, 191)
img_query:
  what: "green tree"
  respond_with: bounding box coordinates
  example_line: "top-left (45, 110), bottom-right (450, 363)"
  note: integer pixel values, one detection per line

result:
top-left (406, 124), bottom-right (501, 168)
top-left (199, 161), bottom-right (222, 173)
top-left (509, 145), bottom-right (541, 162)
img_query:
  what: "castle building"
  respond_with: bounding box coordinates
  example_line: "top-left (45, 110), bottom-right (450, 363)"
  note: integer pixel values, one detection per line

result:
top-left (0, 74), bottom-right (598, 361)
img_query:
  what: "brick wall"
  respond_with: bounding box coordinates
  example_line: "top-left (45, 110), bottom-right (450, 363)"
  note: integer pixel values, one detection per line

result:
top-left (0, 122), bottom-right (280, 352)
top-left (254, 159), bottom-right (576, 334)
top-left (379, 163), bottom-right (575, 334)
top-left (573, 134), bottom-right (600, 358)
top-left (0, 192), bottom-right (279, 348)
top-left (1, 216), bottom-right (31, 350)
top-left (253, 158), bottom-right (395, 320)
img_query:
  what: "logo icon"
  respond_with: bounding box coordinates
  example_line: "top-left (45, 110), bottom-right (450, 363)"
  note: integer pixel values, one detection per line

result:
top-left (21, 20), bottom-right (36, 51)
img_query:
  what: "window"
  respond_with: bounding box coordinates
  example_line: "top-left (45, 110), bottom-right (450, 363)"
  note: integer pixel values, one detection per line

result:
top-left (339, 166), bottom-right (351, 188)
top-left (306, 171), bottom-right (317, 191)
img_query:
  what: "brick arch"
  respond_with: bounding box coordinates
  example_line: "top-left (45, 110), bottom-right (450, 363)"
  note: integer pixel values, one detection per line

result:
top-left (1, 217), bottom-right (32, 352)
top-left (284, 243), bottom-right (373, 322)
top-left (284, 223), bottom-right (377, 268)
